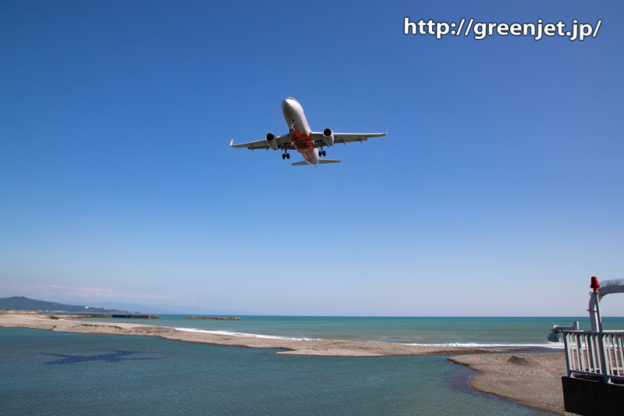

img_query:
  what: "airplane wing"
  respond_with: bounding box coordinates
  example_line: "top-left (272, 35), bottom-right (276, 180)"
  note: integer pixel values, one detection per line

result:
top-left (310, 132), bottom-right (387, 146)
top-left (229, 134), bottom-right (293, 150)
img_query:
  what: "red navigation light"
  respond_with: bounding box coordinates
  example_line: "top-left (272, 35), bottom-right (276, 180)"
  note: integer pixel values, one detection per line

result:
top-left (590, 276), bottom-right (600, 293)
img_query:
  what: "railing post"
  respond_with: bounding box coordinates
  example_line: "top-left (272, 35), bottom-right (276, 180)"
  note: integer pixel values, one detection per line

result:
top-left (564, 332), bottom-right (572, 377)
top-left (593, 295), bottom-right (610, 383)
top-left (599, 333), bottom-right (610, 382)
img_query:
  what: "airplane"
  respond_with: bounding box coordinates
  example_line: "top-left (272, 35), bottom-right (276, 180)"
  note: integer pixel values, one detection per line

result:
top-left (230, 97), bottom-right (387, 166)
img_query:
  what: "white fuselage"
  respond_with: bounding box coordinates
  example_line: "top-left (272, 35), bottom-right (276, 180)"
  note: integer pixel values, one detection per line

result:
top-left (281, 97), bottom-right (319, 165)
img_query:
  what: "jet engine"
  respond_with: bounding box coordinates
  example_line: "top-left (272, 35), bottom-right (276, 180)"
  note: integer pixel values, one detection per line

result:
top-left (322, 128), bottom-right (334, 146)
top-left (265, 133), bottom-right (278, 150)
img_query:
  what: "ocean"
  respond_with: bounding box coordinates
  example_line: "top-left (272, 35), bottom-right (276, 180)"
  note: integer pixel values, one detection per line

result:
top-left (2, 316), bottom-right (622, 415)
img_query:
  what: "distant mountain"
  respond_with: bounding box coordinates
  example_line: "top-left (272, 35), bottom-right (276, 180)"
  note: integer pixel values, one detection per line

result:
top-left (0, 296), bottom-right (133, 314)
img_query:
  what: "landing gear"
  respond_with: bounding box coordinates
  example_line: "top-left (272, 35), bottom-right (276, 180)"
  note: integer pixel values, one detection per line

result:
top-left (319, 149), bottom-right (326, 157)
top-left (280, 145), bottom-right (290, 160)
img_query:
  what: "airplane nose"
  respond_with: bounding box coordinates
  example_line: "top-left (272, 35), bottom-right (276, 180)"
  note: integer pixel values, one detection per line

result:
top-left (282, 98), bottom-right (296, 117)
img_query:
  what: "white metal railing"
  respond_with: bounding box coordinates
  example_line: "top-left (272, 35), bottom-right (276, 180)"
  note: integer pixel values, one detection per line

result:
top-left (564, 331), bottom-right (624, 382)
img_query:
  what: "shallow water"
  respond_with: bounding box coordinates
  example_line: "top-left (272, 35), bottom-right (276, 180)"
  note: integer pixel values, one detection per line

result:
top-left (0, 328), bottom-right (552, 415)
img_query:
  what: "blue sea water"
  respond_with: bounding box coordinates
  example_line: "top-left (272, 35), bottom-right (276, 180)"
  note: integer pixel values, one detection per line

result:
top-left (2, 317), bottom-right (623, 415)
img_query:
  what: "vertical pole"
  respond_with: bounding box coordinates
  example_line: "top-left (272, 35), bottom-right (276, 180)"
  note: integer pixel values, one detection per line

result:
top-left (589, 276), bottom-right (601, 332)
top-left (589, 276), bottom-right (610, 382)
top-left (593, 284), bottom-right (609, 382)
top-left (594, 292), bottom-right (603, 333)
top-left (563, 332), bottom-right (572, 377)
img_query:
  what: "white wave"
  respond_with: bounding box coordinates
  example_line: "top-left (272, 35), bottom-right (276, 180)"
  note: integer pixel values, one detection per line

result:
top-left (173, 327), bottom-right (320, 341)
top-left (405, 342), bottom-right (565, 349)
top-left (173, 328), bottom-right (564, 348)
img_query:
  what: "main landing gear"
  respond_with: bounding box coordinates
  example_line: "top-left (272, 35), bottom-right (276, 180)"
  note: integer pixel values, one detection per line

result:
top-left (282, 152), bottom-right (290, 160)
top-left (319, 147), bottom-right (326, 157)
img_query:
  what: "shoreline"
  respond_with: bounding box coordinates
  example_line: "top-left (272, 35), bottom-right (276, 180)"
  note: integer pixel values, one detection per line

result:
top-left (449, 353), bottom-right (567, 415)
top-left (1, 311), bottom-right (568, 413)
top-left (0, 311), bottom-right (505, 356)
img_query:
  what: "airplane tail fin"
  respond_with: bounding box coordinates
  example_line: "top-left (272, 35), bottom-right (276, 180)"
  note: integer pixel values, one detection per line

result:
top-left (291, 160), bottom-right (341, 166)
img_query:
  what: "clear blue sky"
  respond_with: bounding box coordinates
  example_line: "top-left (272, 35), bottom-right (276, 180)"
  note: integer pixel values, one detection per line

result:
top-left (1, 1), bottom-right (622, 315)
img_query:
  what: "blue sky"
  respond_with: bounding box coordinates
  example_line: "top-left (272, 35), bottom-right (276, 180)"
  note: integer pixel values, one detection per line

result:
top-left (1, 1), bottom-right (622, 315)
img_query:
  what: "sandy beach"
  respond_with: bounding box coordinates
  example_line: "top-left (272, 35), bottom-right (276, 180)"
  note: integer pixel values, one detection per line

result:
top-left (1, 311), bottom-right (568, 413)
top-left (449, 353), bottom-right (568, 415)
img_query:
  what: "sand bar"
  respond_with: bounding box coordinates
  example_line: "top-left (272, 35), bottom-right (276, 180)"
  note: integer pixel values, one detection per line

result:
top-left (449, 352), bottom-right (567, 415)
top-left (1, 311), bottom-right (504, 356)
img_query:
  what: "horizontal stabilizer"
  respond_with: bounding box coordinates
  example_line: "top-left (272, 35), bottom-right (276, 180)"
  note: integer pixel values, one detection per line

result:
top-left (291, 159), bottom-right (341, 166)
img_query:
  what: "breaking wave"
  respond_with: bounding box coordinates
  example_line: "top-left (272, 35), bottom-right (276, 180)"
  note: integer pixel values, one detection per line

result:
top-left (173, 327), bottom-right (320, 341)
top-left (173, 327), bottom-right (564, 348)
top-left (406, 342), bottom-right (564, 349)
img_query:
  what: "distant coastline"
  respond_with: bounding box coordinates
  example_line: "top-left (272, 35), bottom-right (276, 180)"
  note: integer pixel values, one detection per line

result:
top-left (0, 296), bottom-right (136, 315)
